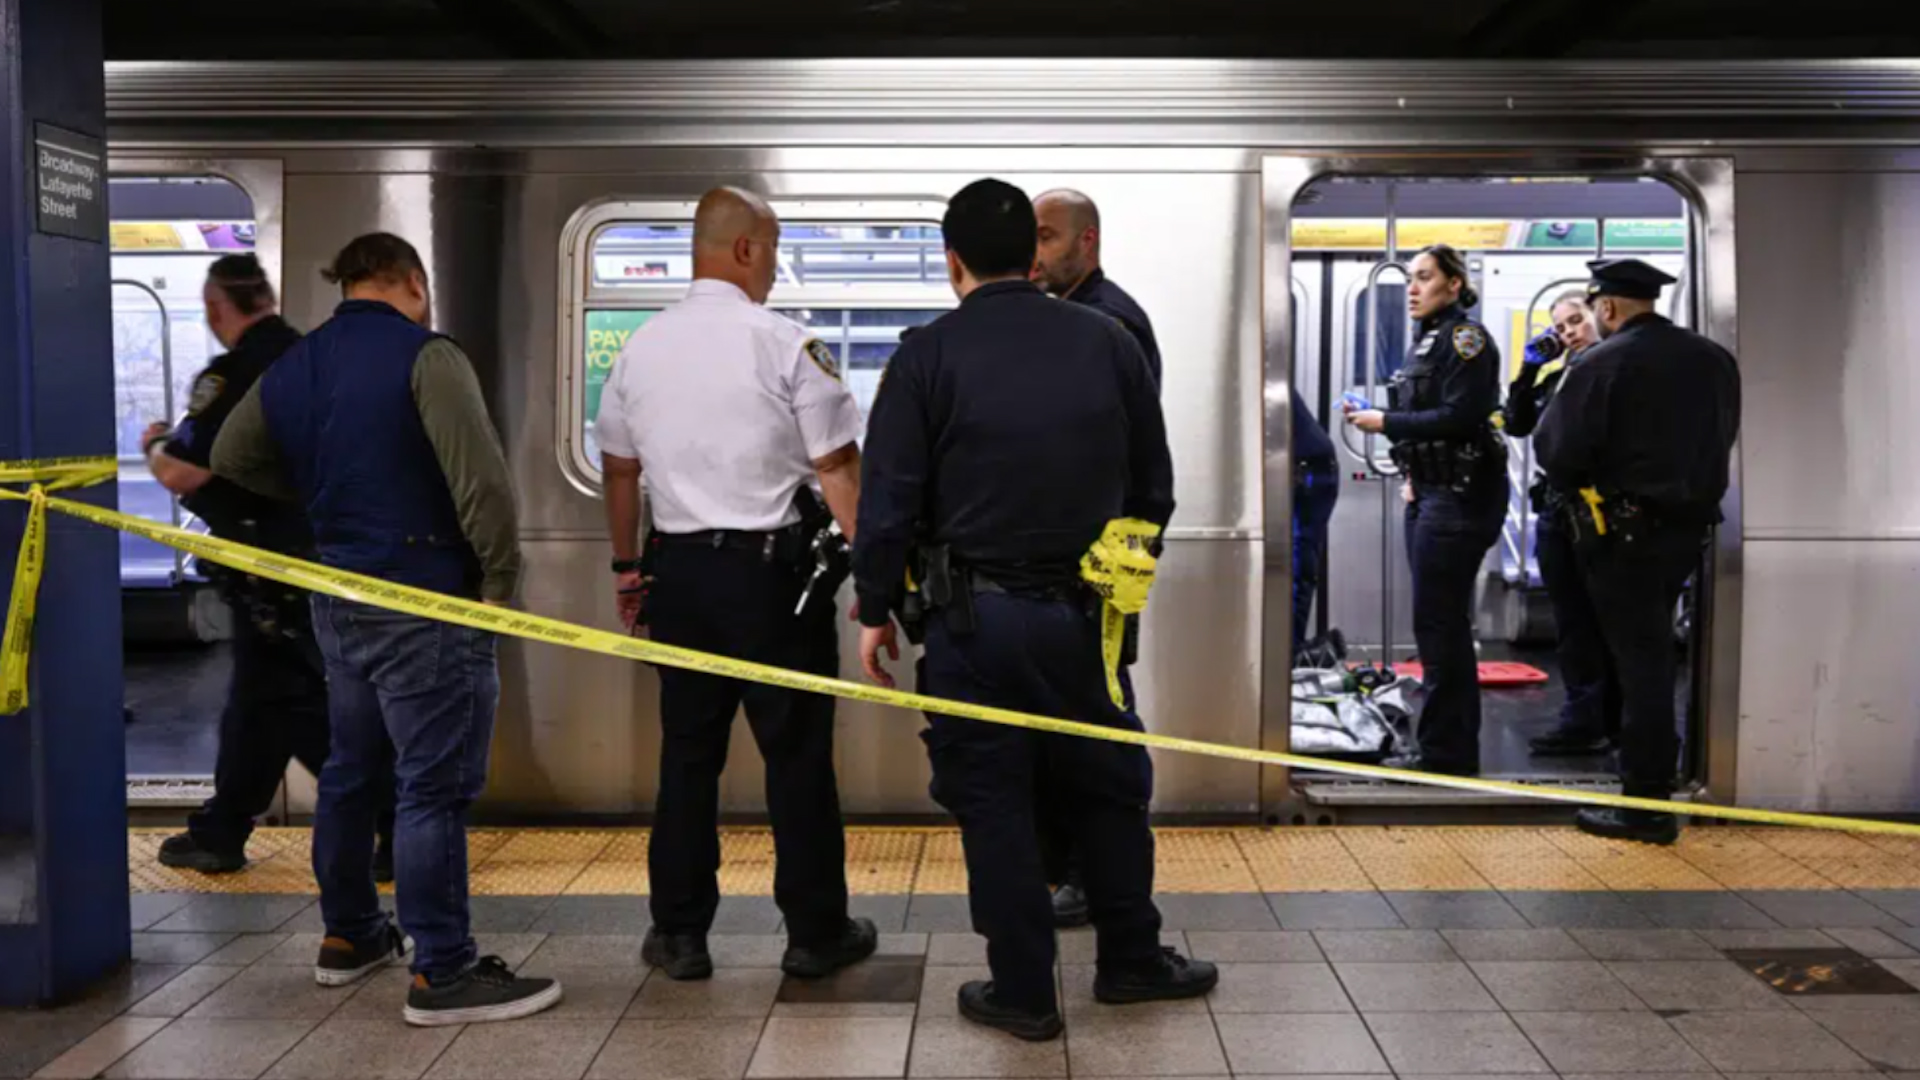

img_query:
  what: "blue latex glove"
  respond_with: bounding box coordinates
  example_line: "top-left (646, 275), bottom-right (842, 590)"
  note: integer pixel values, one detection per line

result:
top-left (1522, 331), bottom-right (1564, 368)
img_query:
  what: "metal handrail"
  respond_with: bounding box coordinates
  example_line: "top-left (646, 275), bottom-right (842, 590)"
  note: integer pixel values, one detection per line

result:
top-left (112, 277), bottom-right (186, 584)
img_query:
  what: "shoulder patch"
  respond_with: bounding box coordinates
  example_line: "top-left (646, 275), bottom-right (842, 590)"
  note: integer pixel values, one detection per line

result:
top-left (1452, 324), bottom-right (1487, 361)
top-left (803, 338), bottom-right (841, 381)
top-left (186, 374), bottom-right (226, 415)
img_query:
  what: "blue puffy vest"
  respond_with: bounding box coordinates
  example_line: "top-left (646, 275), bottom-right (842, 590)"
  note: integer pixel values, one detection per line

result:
top-left (257, 299), bottom-right (482, 598)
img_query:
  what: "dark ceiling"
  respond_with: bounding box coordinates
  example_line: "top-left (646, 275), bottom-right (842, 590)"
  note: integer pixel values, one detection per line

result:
top-left (101, 0), bottom-right (1920, 61)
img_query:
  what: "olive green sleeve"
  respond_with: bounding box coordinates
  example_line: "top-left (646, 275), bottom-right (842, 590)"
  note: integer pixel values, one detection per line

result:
top-left (208, 380), bottom-right (298, 503)
top-left (411, 339), bottom-right (522, 603)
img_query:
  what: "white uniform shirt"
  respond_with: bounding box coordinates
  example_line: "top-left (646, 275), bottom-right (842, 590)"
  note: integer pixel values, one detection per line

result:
top-left (595, 278), bottom-right (864, 534)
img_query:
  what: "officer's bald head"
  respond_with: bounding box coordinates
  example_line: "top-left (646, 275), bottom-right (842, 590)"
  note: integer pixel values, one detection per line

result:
top-left (692, 186), bottom-right (781, 304)
top-left (1032, 188), bottom-right (1101, 296)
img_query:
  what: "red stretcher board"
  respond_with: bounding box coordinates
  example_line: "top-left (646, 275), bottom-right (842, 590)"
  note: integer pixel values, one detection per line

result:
top-left (1352, 660), bottom-right (1550, 686)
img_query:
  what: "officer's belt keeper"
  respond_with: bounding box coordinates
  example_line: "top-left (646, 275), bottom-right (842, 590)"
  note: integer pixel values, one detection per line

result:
top-left (1078, 517), bottom-right (1163, 709)
top-left (1563, 486), bottom-right (1651, 552)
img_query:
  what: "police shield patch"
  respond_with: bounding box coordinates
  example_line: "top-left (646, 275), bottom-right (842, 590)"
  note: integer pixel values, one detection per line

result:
top-left (804, 338), bottom-right (841, 381)
top-left (187, 374), bottom-right (225, 415)
top-left (1452, 324), bottom-right (1487, 361)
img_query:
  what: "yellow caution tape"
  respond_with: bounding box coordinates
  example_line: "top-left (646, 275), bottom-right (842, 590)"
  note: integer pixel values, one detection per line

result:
top-left (1079, 517), bottom-right (1162, 709)
top-left (7, 457), bottom-right (1920, 838)
top-left (1579, 486), bottom-right (1609, 536)
top-left (1, 457), bottom-right (122, 712)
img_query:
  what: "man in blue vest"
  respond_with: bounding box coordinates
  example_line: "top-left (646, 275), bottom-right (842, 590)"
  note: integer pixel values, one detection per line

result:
top-left (211, 233), bottom-right (560, 1027)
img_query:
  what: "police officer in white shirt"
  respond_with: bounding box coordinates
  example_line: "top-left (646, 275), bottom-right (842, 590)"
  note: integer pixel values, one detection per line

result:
top-left (597, 187), bottom-right (876, 982)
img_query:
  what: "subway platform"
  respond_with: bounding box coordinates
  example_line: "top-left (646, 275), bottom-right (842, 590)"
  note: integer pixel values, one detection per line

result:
top-left (7, 825), bottom-right (1920, 1078)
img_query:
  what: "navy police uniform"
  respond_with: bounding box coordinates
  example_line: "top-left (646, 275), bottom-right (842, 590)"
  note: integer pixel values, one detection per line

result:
top-left (1536, 259), bottom-right (1740, 821)
top-left (1504, 340), bottom-right (1622, 756)
top-left (161, 317), bottom-right (394, 864)
top-left (854, 279), bottom-right (1176, 1019)
top-left (1379, 302), bottom-right (1508, 775)
top-left (1292, 388), bottom-right (1340, 651)
top-left (1064, 267), bottom-right (1162, 390)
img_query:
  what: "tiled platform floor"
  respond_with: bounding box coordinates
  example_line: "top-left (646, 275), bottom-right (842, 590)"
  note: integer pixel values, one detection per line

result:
top-left (127, 826), bottom-right (1920, 896)
top-left (9, 885), bottom-right (1920, 1078)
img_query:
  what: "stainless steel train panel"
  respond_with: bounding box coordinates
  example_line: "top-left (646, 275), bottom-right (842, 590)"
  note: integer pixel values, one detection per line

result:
top-left (1737, 540), bottom-right (1920, 813)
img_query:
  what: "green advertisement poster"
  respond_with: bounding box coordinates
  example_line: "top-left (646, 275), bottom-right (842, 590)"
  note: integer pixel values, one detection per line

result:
top-left (583, 309), bottom-right (656, 423)
top-left (1522, 220), bottom-right (1686, 250)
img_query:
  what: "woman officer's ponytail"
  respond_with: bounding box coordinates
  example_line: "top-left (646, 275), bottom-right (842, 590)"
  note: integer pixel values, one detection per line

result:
top-left (1418, 243), bottom-right (1479, 310)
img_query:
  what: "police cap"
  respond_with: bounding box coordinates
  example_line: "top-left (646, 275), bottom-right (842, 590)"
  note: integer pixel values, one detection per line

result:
top-left (1585, 257), bottom-right (1676, 301)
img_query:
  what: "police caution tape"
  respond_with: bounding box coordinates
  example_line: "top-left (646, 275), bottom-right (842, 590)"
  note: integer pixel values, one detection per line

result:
top-left (6, 456), bottom-right (1920, 839)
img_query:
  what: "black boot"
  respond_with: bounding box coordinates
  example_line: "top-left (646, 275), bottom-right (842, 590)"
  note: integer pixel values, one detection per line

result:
top-left (1093, 947), bottom-right (1220, 1005)
top-left (642, 929), bottom-right (714, 981)
top-left (782, 918), bottom-right (878, 979)
top-left (958, 981), bottom-right (1063, 1041)
top-left (1529, 728), bottom-right (1612, 757)
top-left (1575, 807), bottom-right (1679, 846)
top-left (157, 833), bottom-right (247, 874)
top-left (1380, 751), bottom-right (1479, 778)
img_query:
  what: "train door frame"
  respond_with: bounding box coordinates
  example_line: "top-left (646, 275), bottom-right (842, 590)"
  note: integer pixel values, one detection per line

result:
top-left (108, 156), bottom-right (287, 811)
top-left (1258, 153), bottom-right (1742, 823)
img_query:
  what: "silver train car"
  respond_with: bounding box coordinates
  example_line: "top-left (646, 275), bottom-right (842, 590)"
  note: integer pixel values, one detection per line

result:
top-left (102, 59), bottom-right (1920, 822)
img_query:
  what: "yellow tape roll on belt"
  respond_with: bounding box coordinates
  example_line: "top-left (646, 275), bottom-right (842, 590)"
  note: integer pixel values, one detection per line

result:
top-left (1078, 517), bottom-right (1163, 709)
top-left (7, 457), bottom-right (1920, 838)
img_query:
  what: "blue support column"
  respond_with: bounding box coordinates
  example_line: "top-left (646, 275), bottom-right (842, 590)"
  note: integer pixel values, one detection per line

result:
top-left (1, 0), bottom-right (128, 1008)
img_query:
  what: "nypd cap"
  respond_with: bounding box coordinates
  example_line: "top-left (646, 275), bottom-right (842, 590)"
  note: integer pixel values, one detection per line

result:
top-left (1586, 257), bottom-right (1676, 301)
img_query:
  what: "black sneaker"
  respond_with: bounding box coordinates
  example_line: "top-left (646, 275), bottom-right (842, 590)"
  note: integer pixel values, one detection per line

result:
top-left (373, 842), bottom-right (395, 885)
top-left (157, 833), bottom-right (247, 875)
top-left (782, 917), bottom-right (878, 978)
top-left (1094, 947), bottom-right (1220, 1005)
top-left (314, 922), bottom-right (407, 987)
top-left (1051, 883), bottom-right (1090, 929)
top-left (958, 980), bottom-right (1063, 1041)
top-left (1529, 729), bottom-right (1613, 757)
top-left (642, 929), bottom-right (714, 981)
top-left (1576, 807), bottom-right (1680, 846)
top-left (404, 956), bottom-right (563, 1027)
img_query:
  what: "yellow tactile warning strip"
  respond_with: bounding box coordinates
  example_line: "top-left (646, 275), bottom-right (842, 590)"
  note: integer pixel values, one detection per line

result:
top-left (125, 825), bottom-right (1920, 896)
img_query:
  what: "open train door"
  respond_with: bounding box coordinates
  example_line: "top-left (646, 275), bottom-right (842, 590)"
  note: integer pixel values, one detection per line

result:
top-left (1257, 153), bottom-right (1744, 824)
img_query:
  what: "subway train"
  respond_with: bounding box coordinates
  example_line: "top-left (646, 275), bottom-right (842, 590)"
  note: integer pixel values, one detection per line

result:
top-left (101, 59), bottom-right (1920, 823)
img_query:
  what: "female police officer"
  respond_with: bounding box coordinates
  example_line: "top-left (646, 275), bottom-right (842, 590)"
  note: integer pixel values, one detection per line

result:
top-left (1346, 244), bottom-right (1506, 776)
top-left (1504, 292), bottom-right (1621, 759)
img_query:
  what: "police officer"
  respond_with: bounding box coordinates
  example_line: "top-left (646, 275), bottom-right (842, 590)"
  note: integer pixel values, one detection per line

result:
top-left (1345, 244), bottom-right (1506, 777)
top-left (854, 178), bottom-right (1214, 1042)
top-left (1505, 292), bottom-right (1622, 758)
top-left (596, 187), bottom-right (876, 983)
top-left (143, 253), bottom-right (394, 880)
top-left (214, 233), bottom-right (558, 1025)
top-left (1292, 386), bottom-right (1340, 655)
top-left (1029, 188), bottom-right (1162, 926)
top-left (1536, 258), bottom-right (1740, 845)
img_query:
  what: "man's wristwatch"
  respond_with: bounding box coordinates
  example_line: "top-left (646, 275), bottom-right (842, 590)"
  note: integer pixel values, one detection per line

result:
top-left (611, 557), bottom-right (644, 574)
top-left (143, 429), bottom-right (172, 456)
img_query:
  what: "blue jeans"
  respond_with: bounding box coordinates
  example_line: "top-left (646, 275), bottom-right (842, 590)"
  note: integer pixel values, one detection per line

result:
top-left (310, 595), bottom-right (498, 980)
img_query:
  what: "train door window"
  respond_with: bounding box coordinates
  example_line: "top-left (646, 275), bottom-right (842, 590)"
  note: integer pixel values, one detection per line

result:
top-left (108, 175), bottom-right (257, 589)
top-left (563, 202), bottom-right (954, 485)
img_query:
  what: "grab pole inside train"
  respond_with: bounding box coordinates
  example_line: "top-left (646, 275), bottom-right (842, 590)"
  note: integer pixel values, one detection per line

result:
top-left (0, 0), bottom-right (131, 1008)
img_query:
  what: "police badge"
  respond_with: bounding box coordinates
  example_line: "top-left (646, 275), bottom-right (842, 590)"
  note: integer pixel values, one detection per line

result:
top-left (1451, 324), bottom-right (1487, 361)
top-left (187, 373), bottom-right (226, 415)
top-left (803, 339), bottom-right (841, 381)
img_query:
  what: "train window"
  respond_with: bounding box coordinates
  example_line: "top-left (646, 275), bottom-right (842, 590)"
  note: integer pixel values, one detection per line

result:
top-left (109, 175), bottom-right (256, 587)
top-left (563, 200), bottom-right (955, 487)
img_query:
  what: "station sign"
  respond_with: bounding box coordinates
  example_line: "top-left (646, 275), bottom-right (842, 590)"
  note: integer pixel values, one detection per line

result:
top-left (34, 124), bottom-right (106, 244)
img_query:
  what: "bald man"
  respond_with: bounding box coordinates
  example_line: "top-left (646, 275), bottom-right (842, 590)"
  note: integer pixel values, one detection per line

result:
top-left (597, 186), bottom-right (876, 981)
top-left (1031, 189), bottom-right (1162, 389)
top-left (1030, 190), bottom-right (1164, 927)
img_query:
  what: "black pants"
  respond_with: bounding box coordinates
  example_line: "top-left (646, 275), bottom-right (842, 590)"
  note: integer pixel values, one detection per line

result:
top-left (188, 595), bottom-right (394, 854)
top-left (1404, 485), bottom-right (1505, 771)
top-left (921, 591), bottom-right (1163, 1016)
top-left (647, 541), bottom-right (849, 946)
top-left (1579, 524), bottom-right (1703, 799)
top-left (1535, 513), bottom-right (1622, 740)
top-left (1292, 459), bottom-right (1341, 649)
